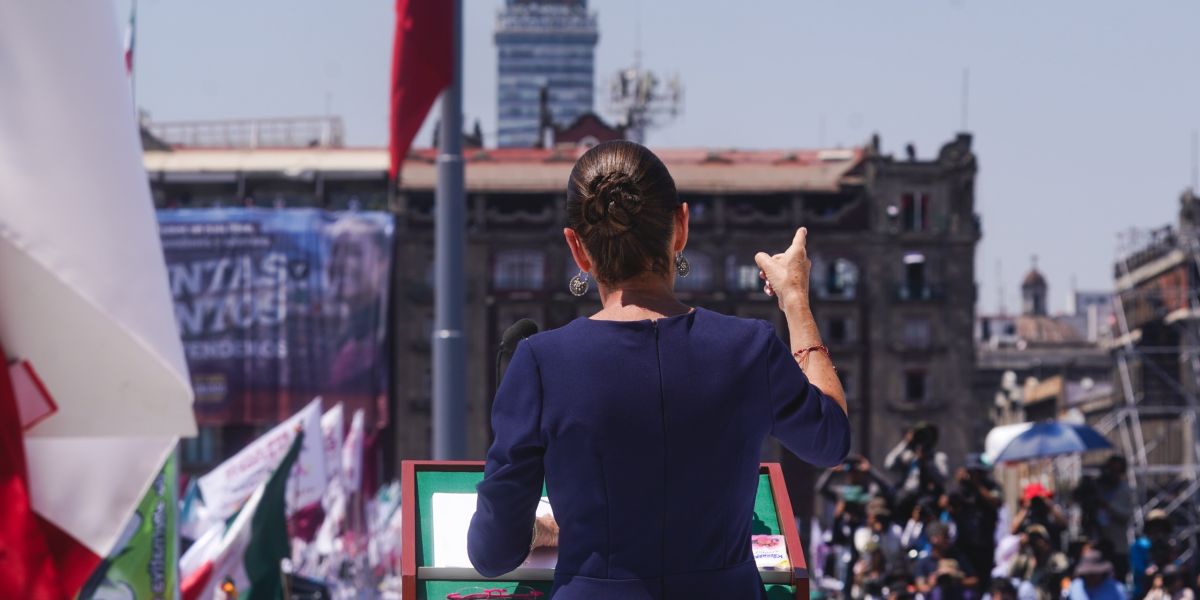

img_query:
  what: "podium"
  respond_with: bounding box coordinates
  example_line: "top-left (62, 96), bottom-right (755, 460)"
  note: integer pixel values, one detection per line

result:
top-left (400, 460), bottom-right (809, 599)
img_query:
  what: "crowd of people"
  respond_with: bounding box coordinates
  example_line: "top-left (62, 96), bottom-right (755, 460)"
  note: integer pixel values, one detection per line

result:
top-left (811, 423), bottom-right (1195, 600)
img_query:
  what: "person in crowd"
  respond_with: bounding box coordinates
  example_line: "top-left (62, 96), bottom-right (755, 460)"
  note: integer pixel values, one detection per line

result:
top-left (858, 498), bottom-right (906, 568)
top-left (828, 497), bottom-right (869, 594)
top-left (985, 577), bottom-right (1018, 600)
top-left (928, 559), bottom-right (978, 600)
top-left (1072, 475), bottom-right (1103, 544)
top-left (884, 571), bottom-right (919, 600)
top-left (1068, 550), bottom-right (1128, 600)
top-left (853, 540), bottom-right (889, 600)
top-left (1143, 565), bottom-right (1194, 600)
top-left (916, 523), bottom-right (979, 594)
top-left (1010, 483), bottom-right (1068, 548)
top-left (886, 423), bottom-right (949, 518)
top-left (1095, 456), bottom-right (1134, 582)
top-left (818, 453), bottom-right (894, 507)
top-left (904, 496), bottom-right (952, 556)
top-left (954, 453), bottom-right (1002, 587)
top-left (1008, 525), bottom-right (1070, 600)
top-left (1131, 509), bottom-right (1190, 598)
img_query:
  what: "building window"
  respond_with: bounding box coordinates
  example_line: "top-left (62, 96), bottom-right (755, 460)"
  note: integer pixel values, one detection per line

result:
top-left (901, 253), bottom-right (928, 300)
top-left (181, 426), bottom-right (218, 466)
top-left (902, 317), bottom-right (932, 349)
top-left (828, 316), bottom-right (849, 344)
top-left (493, 249), bottom-right (545, 291)
top-left (675, 251), bottom-right (713, 293)
top-left (904, 370), bottom-right (927, 403)
top-left (901, 192), bottom-right (930, 232)
top-left (726, 255), bottom-right (762, 292)
top-left (816, 258), bottom-right (859, 300)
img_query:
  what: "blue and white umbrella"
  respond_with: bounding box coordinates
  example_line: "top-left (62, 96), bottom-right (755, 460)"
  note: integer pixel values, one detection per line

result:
top-left (994, 422), bottom-right (1113, 463)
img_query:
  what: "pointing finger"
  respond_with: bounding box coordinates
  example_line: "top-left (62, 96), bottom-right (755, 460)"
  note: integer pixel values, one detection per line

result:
top-left (790, 227), bottom-right (808, 254)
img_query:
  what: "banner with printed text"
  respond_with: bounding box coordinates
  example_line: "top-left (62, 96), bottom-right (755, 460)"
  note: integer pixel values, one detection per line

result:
top-left (157, 208), bottom-right (394, 426)
top-left (77, 454), bottom-right (178, 600)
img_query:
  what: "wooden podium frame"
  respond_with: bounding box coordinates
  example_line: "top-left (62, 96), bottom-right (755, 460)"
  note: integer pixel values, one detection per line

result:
top-left (401, 460), bottom-right (809, 599)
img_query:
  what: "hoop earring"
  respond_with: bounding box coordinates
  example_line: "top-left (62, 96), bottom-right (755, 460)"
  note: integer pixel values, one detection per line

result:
top-left (675, 253), bottom-right (691, 278)
top-left (569, 270), bottom-right (589, 296)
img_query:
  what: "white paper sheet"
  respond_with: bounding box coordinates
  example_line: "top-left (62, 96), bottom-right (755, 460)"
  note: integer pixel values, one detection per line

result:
top-left (431, 493), bottom-right (558, 569)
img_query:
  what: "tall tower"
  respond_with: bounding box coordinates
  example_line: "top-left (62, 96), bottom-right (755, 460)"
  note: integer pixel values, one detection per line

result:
top-left (1021, 257), bottom-right (1048, 316)
top-left (494, 0), bottom-right (598, 148)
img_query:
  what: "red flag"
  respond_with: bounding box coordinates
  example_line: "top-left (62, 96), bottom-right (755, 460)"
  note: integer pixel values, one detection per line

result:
top-left (0, 347), bottom-right (100, 599)
top-left (123, 4), bottom-right (135, 77)
top-left (388, 0), bottom-right (453, 180)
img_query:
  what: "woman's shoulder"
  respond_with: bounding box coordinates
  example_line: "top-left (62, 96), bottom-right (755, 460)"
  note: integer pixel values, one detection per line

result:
top-left (694, 307), bottom-right (781, 341)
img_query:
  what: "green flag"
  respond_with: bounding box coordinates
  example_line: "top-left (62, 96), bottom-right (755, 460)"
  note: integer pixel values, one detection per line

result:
top-left (241, 431), bottom-right (304, 599)
top-left (78, 454), bottom-right (179, 600)
top-left (182, 432), bottom-right (304, 600)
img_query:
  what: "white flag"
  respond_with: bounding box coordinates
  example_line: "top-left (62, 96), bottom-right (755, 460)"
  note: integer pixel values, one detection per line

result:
top-left (343, 409), bottom-right (366, 492)
top-left (198, 398), bottom-right (326, 519)
top-left (321, 403), bottom-right (345, 491)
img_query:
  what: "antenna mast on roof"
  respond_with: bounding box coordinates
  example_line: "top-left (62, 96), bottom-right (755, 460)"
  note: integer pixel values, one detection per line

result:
top-left (606, 24), bottom-right (683, 145)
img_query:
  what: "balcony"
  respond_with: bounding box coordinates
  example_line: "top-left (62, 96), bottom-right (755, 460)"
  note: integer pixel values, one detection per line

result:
top-left (894, 284), bottom-right (945, 302)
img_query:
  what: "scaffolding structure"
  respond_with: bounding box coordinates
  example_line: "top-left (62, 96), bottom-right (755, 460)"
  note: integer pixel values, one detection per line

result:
top-left (1099, 195), bottom-right (1200, 562)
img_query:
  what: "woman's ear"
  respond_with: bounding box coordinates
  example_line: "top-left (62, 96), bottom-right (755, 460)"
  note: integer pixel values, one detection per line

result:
top-left (673, 203), bottom-right (690, 253)
top-left (563, 227), bottom-right (593, 272)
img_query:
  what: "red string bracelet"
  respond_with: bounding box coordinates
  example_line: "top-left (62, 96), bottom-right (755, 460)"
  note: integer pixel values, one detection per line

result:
top-left (793, 345), bottom-right (831, 368)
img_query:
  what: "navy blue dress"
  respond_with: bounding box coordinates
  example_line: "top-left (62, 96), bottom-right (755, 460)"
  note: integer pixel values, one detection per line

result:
top-left (468, 308), bottom-right (851, 599)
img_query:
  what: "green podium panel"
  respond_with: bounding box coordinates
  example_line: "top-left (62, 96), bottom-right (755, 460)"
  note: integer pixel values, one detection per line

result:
top-left (401, 461), bottom-right (807, 600)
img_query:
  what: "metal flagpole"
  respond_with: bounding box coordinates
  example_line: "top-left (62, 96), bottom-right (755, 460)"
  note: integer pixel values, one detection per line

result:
top-left (432, 0), bottom-right (465, 460)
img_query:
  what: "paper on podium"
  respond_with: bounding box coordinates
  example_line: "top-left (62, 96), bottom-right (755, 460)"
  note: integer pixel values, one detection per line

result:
top-left (431, 493), bottom-right (558, 569)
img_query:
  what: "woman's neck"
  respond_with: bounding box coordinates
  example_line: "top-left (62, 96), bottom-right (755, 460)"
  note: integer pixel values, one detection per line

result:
top-left (593, 274), bottom-right (690, 321)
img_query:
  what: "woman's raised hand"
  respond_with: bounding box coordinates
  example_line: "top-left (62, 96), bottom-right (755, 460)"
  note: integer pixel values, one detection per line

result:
top-left (754, 227), bottom-right (812, 311)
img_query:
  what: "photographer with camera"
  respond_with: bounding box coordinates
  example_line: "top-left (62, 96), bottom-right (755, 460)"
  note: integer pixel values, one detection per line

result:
top-left (886, 423), bottom-right (950, 519)
top-left (817, 454), bottom-right (894, 507)
top-left (1007, 525), bottom-right (1069, 600)
top-left (1010, 483), bottom-right (1067, 550)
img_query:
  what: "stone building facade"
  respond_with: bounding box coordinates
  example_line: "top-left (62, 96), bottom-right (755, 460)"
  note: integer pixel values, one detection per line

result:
top-left (144, 133), bottom-right (981, 512)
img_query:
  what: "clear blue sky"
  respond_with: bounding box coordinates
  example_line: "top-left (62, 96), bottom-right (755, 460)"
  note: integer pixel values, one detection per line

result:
top-left (116, 0), bottom-right (1200, 314)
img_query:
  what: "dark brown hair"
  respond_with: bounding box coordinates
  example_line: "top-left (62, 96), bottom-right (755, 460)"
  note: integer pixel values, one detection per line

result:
top-left (566, 141), bottom-right (679, 285)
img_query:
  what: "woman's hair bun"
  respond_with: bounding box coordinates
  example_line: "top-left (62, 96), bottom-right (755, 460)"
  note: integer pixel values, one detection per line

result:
top-left (581, 170), bottom-right (644, 236)
top-left (565, 140), bottom-right (678, 285)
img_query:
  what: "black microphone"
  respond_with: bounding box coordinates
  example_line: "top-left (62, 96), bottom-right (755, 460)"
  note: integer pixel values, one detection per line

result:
top-left (499, 318), bottom-right (540, 355)
top-left (496, 318), bottom-right (540, 390)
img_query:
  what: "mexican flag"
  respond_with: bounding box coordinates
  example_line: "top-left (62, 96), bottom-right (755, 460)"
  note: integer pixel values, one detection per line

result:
top-left (0, 1), bottom-right (195, 597)
top-left (181, 432), bottom-right (304, 600)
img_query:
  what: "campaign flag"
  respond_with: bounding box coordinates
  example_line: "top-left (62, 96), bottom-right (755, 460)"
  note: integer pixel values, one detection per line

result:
top-left (182, 433), bottom-right (304, 600)
top-left (78, 455), bottom-right (179, 600)
top-left (157, 209), bottom-right (394, 428)
top-left (178, 524), bottom-right (223, 596)
top-left (179, 479), bottom-right (219, 543)
top-left (388, 0), bottom-right (453, 178)
top-left (197, 399), bottom-right (325, 521)
top-left (343, 409), bottom-right (366, 493)
top-left (321, 403), bottom-right (345, 491)
top-left (0, 1), bottom-right (194, 596)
